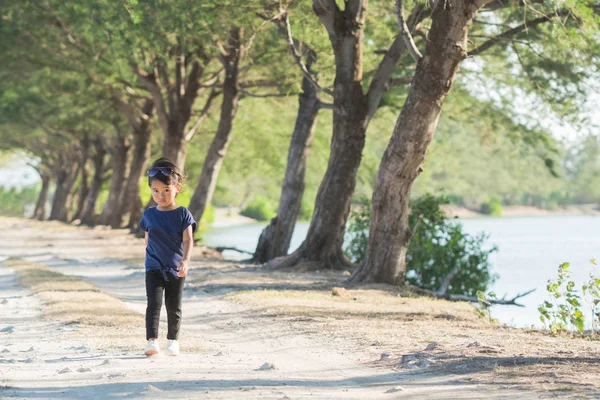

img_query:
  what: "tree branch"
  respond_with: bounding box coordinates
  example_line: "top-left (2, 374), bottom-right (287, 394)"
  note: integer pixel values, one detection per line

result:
top-left (237, 79), bottom-right (269, 88)
top-left (239, 89), bottom-right (292, 98)
top-left (366, 4), bottom-right (427, 121)
top-left (467, 15), bottom-right (555, 58)
top-left (483, 0), bottom-right (544, 11)
top-left (312, 0), bottom-right (338, 42)
top-left (440, 289), bottom-right (536, 307)
top-left (214, 246), bottom-right (254, 255)
top-left (135, 64), bottom-right (169, 135)
top-left (281, 12), bottom-right (333, 96)
top-left (389, 77), bottom-right (413, 87)
top-left (182, 60), bottom-right (205, 113)
top-left (185, 88), bottom-right (221, 142)
top-left (396, 0), bottom-right (422, 63)
top-left (244, 9), bottom-right (285, 55)
top-left (410, 285), bottom-right (536, 307)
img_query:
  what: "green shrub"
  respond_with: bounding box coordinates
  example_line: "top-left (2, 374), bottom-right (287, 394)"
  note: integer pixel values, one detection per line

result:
top-left (344, 204), bottom-right (371, 264)
top-left (193, 203), bottom-right (215, 243)
top-left (201, 203), bottom-right (215, 224)
top-left (240, 196), bottom-right (276, 221)
top-left (480, 198), bottom-right (503, 216)
top-left (0, 185), bottom-right (38, 216)
top-left (299, 198), bottom-right (314, 221)
top-left (538, 261), bottom-right (600, 335)
top-left (344, 194), bottom-right (497, 296)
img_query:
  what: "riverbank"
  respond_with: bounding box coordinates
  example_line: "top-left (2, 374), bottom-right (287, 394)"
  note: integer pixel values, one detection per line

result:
top-left (1, 216), bottom-right (599, 398)
top-left (444, 203), bottom-right (600, 219)
top-left (211, 204), bottom-right (600, 228)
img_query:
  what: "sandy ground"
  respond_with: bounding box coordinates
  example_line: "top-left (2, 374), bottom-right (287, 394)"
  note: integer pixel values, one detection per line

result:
top-left (1, 217), bottom-right (599, 399)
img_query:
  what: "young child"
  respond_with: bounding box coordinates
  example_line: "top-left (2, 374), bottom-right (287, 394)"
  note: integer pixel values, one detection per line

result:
top-left (139, 158), bottom-right (197, 356)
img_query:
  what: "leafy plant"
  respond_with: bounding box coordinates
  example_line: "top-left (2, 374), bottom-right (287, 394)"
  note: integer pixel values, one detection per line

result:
top-left (538, 262), bottom-right (585, 334)
top-left (299, 198), bottom-right (314, 221)
top-left (344, 202), bottom-right (371, 264)
top-left (240, 196), bottom-right (276, 221)
top-left (480, 198), bottom-right (503, 216)
top-left (475, 290), bottom-right (498, 324)
top-left (0, 185), bottom-right (38, 216)
top-left (344, 194), bottom-right (498, 296)
top-left (539, 260), bottom-right (600, 336)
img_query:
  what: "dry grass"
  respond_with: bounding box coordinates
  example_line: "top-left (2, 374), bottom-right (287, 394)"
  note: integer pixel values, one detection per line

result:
top-left (4, 215), bottom-right (600, 397)
top-left (201, 263), bottom-right (600, 395)
top-left (5, 258), bottom-right (144, 351)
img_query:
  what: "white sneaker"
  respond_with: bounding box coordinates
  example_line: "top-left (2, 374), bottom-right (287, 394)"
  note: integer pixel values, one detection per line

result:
top-left (144, 339), bottom-right (160, 356)
top-left (166, 340), bottom-right (179, 356)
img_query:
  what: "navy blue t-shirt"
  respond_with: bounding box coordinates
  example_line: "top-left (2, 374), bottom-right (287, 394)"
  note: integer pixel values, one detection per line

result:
top-left (139, 206), bottom-right (197, 280)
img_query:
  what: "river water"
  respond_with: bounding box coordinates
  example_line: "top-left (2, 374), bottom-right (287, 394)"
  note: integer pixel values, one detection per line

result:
top-left (203, 215), bottom-right (600, 329)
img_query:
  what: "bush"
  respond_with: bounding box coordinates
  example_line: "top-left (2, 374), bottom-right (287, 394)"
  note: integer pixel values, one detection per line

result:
top-left (344, 204), bottom-right (371, 263)
top-left (299, 198), bottom-right (314, 221)
top-left (193, 203), bottom-right (215, 242)
top-left (0, 185), bottom-right (38, 216)
top-left (344, 194), bottom-right (497, 296)
top-left (480, 198), bottom-right (503, 216)
top-left (240, 196), bottom-right (276, 221)
top-left (538, 261), bottom-right (600, 335)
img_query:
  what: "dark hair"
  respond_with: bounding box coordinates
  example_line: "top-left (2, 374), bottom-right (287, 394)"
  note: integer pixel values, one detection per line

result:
top-left (147, 158), bottom-right (184, 188)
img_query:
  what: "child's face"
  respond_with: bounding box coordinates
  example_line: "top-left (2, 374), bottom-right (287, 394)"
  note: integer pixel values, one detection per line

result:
top-left (150, 180), bottom-right (180, 208)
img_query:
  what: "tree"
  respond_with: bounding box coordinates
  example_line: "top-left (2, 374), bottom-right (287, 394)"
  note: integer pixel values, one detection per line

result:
top-left (351, 0), bottom-right (600, 284)
top-left (187, 26), bottom-right (245, 224)
top-left (251, 11), bottom-right (329, 263)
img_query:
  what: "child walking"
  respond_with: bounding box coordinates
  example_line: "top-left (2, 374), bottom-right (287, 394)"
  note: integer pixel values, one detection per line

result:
top-left (139, 158), bottom-right (197, 356)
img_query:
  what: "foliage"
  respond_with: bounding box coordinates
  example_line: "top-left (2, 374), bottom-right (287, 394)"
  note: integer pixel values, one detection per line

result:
top-left (240, 196), bottom-right (276, 221)
top-left (538, 261), bottom-right (600, 335)
top-left (0, 185), bottom-right (38, 217)
top-left (299, 198), bottom-right (315, 221)
top-left (344, 200), bottom-right (371, 264)
top-left (475, 290), bottom-right (498, 324)
top-left (1, 0), bottom-right (600, 231)
top-left (480, 198), bottom-right (503, 216)
top-left (344, 194), bottom-right (498, 296)
top-left (406, 194), bottom-right (498, 296)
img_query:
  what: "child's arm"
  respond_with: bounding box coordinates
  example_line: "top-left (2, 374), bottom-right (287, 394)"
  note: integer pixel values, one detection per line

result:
top-left (177, 225), bottom-right (194, 277)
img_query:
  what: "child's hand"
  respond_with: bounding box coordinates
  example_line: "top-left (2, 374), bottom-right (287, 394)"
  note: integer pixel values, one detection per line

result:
top-left (177, 260), bottom-right (189, 277)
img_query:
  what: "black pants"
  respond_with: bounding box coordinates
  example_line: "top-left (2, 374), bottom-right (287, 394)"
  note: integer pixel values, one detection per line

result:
top-left (145, 270), bottom-right (185, 341)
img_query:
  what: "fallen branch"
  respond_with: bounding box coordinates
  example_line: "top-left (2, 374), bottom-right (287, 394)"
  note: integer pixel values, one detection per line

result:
top-left (438, 289), bottom-right (536, 307)
top-left (214, 246), bottom-right (254, 255)
top-left (409, 285), bottom-right (535, 307)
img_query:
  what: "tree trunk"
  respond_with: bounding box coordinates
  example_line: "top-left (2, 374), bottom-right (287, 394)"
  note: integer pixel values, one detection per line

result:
top-left (163, 124), bottom-right (187, 172)
top-left (98, 134), bottom-right (130, 227)
top-left (72, 132), bottom-right (91, 221)
top-left (350, 1), bottom-right (482, 284)
top-left (72, 159), bottom-right (90, 221)
top-left (33, 172), bottom-right (50, 220)
top-left (126, 99), bottom-right (154, 232)
top-left (252, 65), bottom-right (320, 263)
top-left (49, 156), bottom-right (80, 222)
top-left (267, 2), bottom-right (367, 270)
top-left (188, 26), bottom-right (243, 224)
top-left (80, 138), bottom-right (108, 226)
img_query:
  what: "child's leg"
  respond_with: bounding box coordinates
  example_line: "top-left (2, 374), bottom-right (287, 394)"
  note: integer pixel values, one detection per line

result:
top-left (164, 276), bottom-right (185, 340)
top-left (145, 270), bottom-right (165, 340)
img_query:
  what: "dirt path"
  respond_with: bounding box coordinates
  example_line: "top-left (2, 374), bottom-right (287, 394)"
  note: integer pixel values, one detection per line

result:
top-left (1, 217), bottom-right (598, 399)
